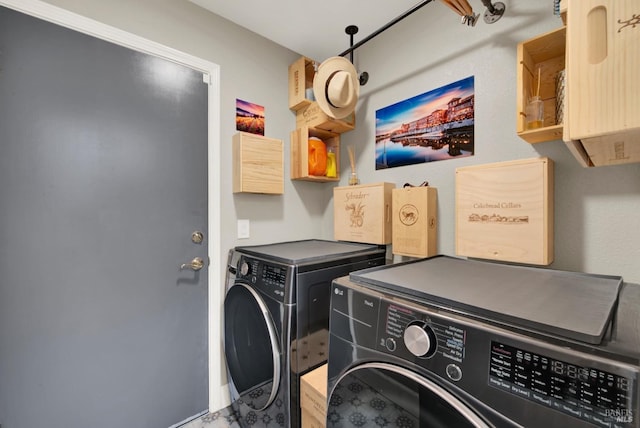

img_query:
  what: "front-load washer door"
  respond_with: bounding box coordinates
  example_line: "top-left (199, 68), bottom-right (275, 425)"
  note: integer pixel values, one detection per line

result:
top-left (224, 283), bottom-right (281, 411)
top-left (327, 363), bottom-right (491, 428)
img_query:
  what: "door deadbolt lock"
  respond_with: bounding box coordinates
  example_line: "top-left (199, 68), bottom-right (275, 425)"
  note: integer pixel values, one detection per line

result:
top-left (180, 257), bottom-right (204, 271)
top-left (191, 231), bottom-right (204, 244)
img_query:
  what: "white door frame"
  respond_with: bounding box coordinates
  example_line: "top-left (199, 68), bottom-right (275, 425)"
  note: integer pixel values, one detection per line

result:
top-left (0, 0), bottom-right (224, 414)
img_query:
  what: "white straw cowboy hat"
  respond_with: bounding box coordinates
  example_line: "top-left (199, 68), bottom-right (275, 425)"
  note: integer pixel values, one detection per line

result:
top-left (313, 56), bottom-right (360, 120)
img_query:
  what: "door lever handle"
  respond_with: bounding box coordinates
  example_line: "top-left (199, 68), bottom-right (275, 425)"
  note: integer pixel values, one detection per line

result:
top-left (180, 257), bottom-right (204, 271)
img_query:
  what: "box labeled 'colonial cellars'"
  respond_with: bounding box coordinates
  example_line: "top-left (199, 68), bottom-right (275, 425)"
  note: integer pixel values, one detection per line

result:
top-left (334, 182), bottom-right (394, 245)
top-left (455, 157), bottom-right (554, 265)
top-left (392, 186), bottom-right (438, 258)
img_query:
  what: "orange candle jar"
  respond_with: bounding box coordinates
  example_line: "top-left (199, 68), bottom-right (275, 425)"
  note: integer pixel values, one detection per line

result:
top-left (308, 137), bottom-right (327, 176)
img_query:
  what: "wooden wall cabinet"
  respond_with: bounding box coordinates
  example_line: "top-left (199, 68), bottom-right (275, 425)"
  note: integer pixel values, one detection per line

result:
top-left (517, 1), bottom-right (640, 167)
top-left (232, 132), bottom-right (284, 194)
top-left (516, 26), bottom-right (566, 144)
top-left (563, 0), bottom-right (640, 167)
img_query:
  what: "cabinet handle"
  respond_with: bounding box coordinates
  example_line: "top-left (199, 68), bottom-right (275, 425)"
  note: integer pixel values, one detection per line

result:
top-left (587, 5), bottom-right (608, 64)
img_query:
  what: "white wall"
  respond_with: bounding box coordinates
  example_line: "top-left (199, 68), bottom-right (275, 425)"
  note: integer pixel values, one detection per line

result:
top-left (326, 1), bottom-right (640, 284)
top-left (37, 0), bottom-right (640, 414)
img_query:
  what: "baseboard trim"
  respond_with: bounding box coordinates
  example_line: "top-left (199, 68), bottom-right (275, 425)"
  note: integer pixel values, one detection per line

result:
top-left (168, 410), bottom-right (208, 428)
top-left (211, 383), bottom-right (231, 412)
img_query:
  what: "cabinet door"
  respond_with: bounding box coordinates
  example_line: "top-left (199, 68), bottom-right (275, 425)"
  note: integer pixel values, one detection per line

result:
top-left (566, 0), bottom-right (640, 140)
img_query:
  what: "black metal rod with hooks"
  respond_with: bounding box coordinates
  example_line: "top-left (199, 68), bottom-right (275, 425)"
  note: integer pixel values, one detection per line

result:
top-left (481, 0), bottom-right (496, 14)
top-left (338, 0), bottom-right (436, 58)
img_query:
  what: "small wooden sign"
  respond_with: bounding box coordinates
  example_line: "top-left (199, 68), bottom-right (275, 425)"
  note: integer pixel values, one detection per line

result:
top-left (455, 157), bottom-right (554, 265)
top-left (392, 186), bottom-right (438, 258)
top-left (334, 182), bottom-right (395, 245)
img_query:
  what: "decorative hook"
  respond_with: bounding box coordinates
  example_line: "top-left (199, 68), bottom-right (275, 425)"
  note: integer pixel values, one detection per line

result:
top-left (345, 25), bottom-right (358, 64)
top-left (481, 0), bottom-right (506, 24)
top-left (345, 25), bottom-right (369, 86)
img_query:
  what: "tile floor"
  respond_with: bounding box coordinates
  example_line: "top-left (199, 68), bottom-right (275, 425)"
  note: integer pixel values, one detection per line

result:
top-left (180, 406), bottom-right (241, 428)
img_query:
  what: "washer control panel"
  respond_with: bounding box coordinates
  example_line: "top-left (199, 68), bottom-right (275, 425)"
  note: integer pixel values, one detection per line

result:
top-left (330, 281), bottom-right (639, 427)
top-left (404, 321), bottom-right (438, 358)
top-left (379, 300), bottom-right (467, 366)
top-left (330, 283), bottom-right (469, 383)
top-left (236, 256), bottom-right (289, 302)
top-left (489, 341), bottom-right (636, 426)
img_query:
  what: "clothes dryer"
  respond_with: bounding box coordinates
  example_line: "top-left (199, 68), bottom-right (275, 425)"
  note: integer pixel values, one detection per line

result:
top-left (223, 239), bottom-right (386, 427)
top-left (327, 256), bottom-right (639, 427)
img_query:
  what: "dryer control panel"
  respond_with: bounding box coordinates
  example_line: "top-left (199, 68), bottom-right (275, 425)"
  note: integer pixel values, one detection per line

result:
top-left (236, 256), bottom-right (289, 303)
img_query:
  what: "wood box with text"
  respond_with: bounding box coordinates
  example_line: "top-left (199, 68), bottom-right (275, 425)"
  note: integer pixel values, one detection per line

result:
top-left (296, 101), bottom-right (355, 134)
top-left (288, 56), bottom-right (316, 111)
top-left (300, 364), bottom-right (327, 428)
top-left (334, 182), bottom-right (394, 245)
top-left (232, 132), bottom-right (284, 194)
top-left (392, 186), bottom-right (438, 258)
top-left (455, 158), bottom-right (554, 265)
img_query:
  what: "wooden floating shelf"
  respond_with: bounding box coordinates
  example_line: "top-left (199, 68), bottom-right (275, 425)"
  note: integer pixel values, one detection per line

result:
top-left (516, 26), bottom-right (566, 144)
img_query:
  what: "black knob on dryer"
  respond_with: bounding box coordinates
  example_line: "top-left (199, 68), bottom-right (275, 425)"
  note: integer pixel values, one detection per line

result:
top-left (403, 321), bottom-right (437, 358)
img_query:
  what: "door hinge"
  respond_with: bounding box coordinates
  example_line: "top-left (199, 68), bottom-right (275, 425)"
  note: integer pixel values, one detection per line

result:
top-left (202, 73), bottom-right (210, 85)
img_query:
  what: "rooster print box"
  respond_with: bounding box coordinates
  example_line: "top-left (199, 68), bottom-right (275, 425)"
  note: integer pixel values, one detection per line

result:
top-left (334, 182), bottom-right (395, 245)
top-left (392, 186), bottom-right (438, 258)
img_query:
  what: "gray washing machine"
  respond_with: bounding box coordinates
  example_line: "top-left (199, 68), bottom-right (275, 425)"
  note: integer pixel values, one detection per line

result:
top-left (223, 239), bottom-right (386, 427)
top-left (327, 255), bottom-right (639, 427)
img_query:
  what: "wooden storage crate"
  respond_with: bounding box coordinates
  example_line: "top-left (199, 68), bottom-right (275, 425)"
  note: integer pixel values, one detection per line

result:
top-left (516, 26), bottom-right (566, 144)
top-left (296, 101), bottom-right (355, 134)
top-left (290, 126), bottom-right (340, 182)
top-left (300, 364), bottom-right (327, 428)
top-left (455, 158), bottom-right (554, 265)
top-left (579, 135), bottom-right (640, 167)
top-left (288, 56), bottom-right (316, 111)
top-left (232, 132), bottom-right (283, 194)
top-left (563, 0), bottom-right (640, 167)
top-left (392, 186), bottom-right (438, 258)
top-left (301, 409), bottom-right (325, 428)
top-left (334, 182), bottom-right (394, 245)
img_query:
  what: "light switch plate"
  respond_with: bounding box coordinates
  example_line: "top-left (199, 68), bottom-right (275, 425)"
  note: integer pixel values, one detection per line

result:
top-left (237, 219), bottom-right (250, 239)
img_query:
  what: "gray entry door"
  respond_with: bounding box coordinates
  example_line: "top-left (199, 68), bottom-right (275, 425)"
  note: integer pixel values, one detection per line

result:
top-left (0, 7), bottom-right (208, 428)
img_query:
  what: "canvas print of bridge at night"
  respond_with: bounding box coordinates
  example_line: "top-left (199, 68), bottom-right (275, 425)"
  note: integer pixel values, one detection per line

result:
top-left (375, 76), bottom-right (474, 169)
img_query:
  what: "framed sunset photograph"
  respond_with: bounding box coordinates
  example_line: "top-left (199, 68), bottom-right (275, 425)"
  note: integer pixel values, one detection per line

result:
top-left (375, 76), bottom-right (475, 169)
top-left (236, 98), bottom-right (265, 135)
